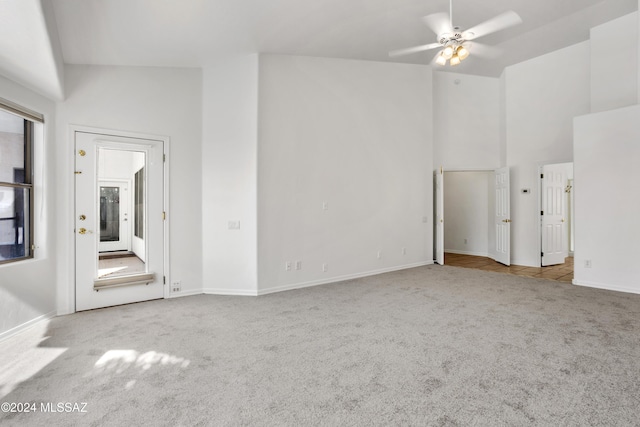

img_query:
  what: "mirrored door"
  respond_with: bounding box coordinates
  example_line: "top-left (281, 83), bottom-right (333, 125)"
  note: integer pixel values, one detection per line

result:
top-left (75, 131), bottom-right (164, 311)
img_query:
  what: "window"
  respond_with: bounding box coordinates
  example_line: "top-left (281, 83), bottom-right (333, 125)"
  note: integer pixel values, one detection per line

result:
top-left (0, 101), bottom-right (37, 264)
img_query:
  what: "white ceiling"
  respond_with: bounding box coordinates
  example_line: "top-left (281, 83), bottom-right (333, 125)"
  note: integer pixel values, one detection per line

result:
top-left (45, 0), bottom-right (640, 77)
top-left (0, 0), bottom-right (64, 100)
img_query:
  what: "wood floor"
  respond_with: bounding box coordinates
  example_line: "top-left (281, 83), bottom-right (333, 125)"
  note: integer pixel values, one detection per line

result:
top-left (444, 253), bottom-right (574, 283)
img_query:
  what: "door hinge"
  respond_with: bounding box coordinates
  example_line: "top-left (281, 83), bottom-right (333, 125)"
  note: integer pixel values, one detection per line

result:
top-left (163, 276), bottom-right (166, 285)
top-left (541, 252), bottom-right (544, 257)
top-left (540, 173), bottom-right (544, 179)
top-left (541, 210), bottom-right (544, 215)
top-left (163, 154), bottom-right (166, 162)
top-left (31, 244), bottom-right (35, 252)
top-left (162, 211), bottom-right (166, 220)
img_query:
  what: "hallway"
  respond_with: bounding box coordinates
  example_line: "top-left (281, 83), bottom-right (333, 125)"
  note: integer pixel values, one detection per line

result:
top-left (444, 253), bottom-right (574, 283)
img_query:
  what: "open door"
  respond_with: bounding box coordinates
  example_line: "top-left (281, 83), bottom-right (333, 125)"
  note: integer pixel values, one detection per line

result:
top-left (434, 167), bottom-right (444, 265)
top-left (541, 164), bottom-right (568, 266)
top-left (75, 131), bottom-right (165, 311)
top-left (493, 167), bottom-right (510, 266)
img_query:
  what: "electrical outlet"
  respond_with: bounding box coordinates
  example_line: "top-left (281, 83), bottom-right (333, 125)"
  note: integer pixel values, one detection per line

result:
top-left (228, 220), bottom-right (241, 230)
top-left (377, 250), bottom-right (382, 259)
top-left (584, 260), bottom-right (592, 268)
top-left (402, 247), bottom-right (407, 255)
top-left (322, 263), bottom-right (328, 272)
top-left (295, 261), bottom-right (302, 270)
top-left (171, 281), bottom-right (181, 293)
top-left (285, 261), bottom-right (292, 271)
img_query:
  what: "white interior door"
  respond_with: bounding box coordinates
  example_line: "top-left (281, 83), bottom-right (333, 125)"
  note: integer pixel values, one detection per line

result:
top-left (98, 180), bottom-right (130, 253)
top-left (75, 131), bottom-right (164, 311)
top-left (493, 167), bottom-right (510, 266)
top-left (541, 164), bottom-right (567, 266)
top-left (435, 168), bottom-right (444, 265)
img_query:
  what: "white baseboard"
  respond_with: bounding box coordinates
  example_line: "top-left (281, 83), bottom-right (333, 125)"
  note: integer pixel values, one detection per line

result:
top-left (202, 288), bottom-right (258, 296)
top-left (0, 310), bottom-right (57, 343)
top-left (201, 262), bottom-right (434, 297)
top-left (167, 289), bottom-right (203, 298)
top-left (257, 261), bottom-right (433, 296)
top-left (445, 249), bottom-right (490, 257)
top-left (572, 279), bottom-right (640, 295)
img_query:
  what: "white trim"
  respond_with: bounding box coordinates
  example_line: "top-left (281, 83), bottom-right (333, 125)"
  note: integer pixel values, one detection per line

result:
top-left (444, 249), bottom-right (490, 257)
top-left (201, 262), bottom-right (435, 297)
top-left (572, 279), bottom-right (640, 295)
top-left (0, 311), bottom-right (56, 343)
top-left (167, 289), bottom-right (202, 298)
top-left (67, 124), bottom-right (171, 312)
top-left (257, 261), bottom-right (433, 296)
top-left (203, 288), bottom-right (259, 296)
top-left (442, 168), bottom-right (496, 172)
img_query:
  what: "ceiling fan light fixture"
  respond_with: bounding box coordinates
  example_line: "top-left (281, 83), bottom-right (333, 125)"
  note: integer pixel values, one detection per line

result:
top-left (450, 54), bottom-right (461, 66)
top-left (457, 45), bottom-right (469, 60)
top-left (442, 45), bottom-right (454, 59)
top-left (435, 53), bottom-right (447, 66)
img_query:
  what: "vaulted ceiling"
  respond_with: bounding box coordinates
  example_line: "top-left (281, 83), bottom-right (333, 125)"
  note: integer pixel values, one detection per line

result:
top-left (0, 1), bottom-right (637, 101)
top-left (51, 0), bottom-right (637, 76)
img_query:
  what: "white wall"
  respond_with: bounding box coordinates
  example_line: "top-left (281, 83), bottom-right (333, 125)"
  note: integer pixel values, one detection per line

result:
top-left (0, 74), bottom-right (57, 338)
top-left (433, 72), bottom-right (501, 170)
top-left (257, 55), bottom-right (433, 293)
top-left (201, 55), bottom-right (259, 295)
top-left (56, 65), bottom-right (203, 310)
top-left (574, 104), bottom-right (640, 293)
top-left (504, 41), bottom-right (591, 266)
top-left (443, 171), bottom-right (492, 257)
top-left (591, 12), bottom-right (638, 113)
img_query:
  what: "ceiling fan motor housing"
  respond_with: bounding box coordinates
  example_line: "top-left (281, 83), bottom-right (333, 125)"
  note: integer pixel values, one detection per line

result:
top-left (438, 27), bottom-right (469, 47)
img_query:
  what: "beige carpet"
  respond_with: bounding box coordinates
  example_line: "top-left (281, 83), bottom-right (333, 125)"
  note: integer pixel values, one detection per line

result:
top-left (2, 265), bottom-right (640, 426)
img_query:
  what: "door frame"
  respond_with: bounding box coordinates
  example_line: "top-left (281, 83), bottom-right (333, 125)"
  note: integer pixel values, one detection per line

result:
top-left (68, 125), bottom-right (170, 313)
top-left (439, 168), bottom-right (507, 264)
top-left (97, 179), bottom-right (132, 253)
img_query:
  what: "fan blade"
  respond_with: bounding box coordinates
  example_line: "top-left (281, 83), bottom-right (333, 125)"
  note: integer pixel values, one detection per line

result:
top-left (389, 43), bottom-right (442, 58)
top-left (422, 12), bottom-right (453, 37)
top-left (463, 11), bottom-right (522, 41)
top-left (464, 42), bottom-right (502, 59)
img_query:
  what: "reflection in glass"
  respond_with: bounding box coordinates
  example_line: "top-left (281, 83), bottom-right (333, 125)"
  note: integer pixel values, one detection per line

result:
top-left (97, 148), bottom-right (146, 279)
top-left (134, 167), bottom-right (144, 239)
top-left (100, 186), bottom-right (120, 242)
top-left (0, 108), bottom-right (32, 262)
top-left (0, 186), bottom-right (29, 261)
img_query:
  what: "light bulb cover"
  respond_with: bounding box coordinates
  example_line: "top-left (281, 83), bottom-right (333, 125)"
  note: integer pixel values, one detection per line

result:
top-left (435, 54), bottom-right (447, 66)
top-left (450, 54), bottom-right (461, 66)
top-left (442, 46), bottom-right (454, 59)
top-left (457, 46), bottom-right (469, 60)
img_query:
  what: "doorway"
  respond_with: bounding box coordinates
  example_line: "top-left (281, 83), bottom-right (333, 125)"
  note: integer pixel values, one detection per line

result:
top-left (74, 130), bottom-right (166, 311)
top-left (539, 162), bottom-right (574, 267)
top-left (440, 168), bottom-right (511, 266)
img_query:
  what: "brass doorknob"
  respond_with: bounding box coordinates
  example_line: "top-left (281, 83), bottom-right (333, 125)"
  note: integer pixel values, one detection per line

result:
top-left (78, 228), bottom-right (92, 234)
top-left (502, 219), bottom-right (512, 223)
top-left (79, 215), bottom-right (86, 221)
top-left (561, 218), bottom-right (565, 222)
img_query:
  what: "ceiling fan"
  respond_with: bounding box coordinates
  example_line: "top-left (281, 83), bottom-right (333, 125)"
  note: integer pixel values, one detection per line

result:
top-left (389, 0), bottom-right (522, 66)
